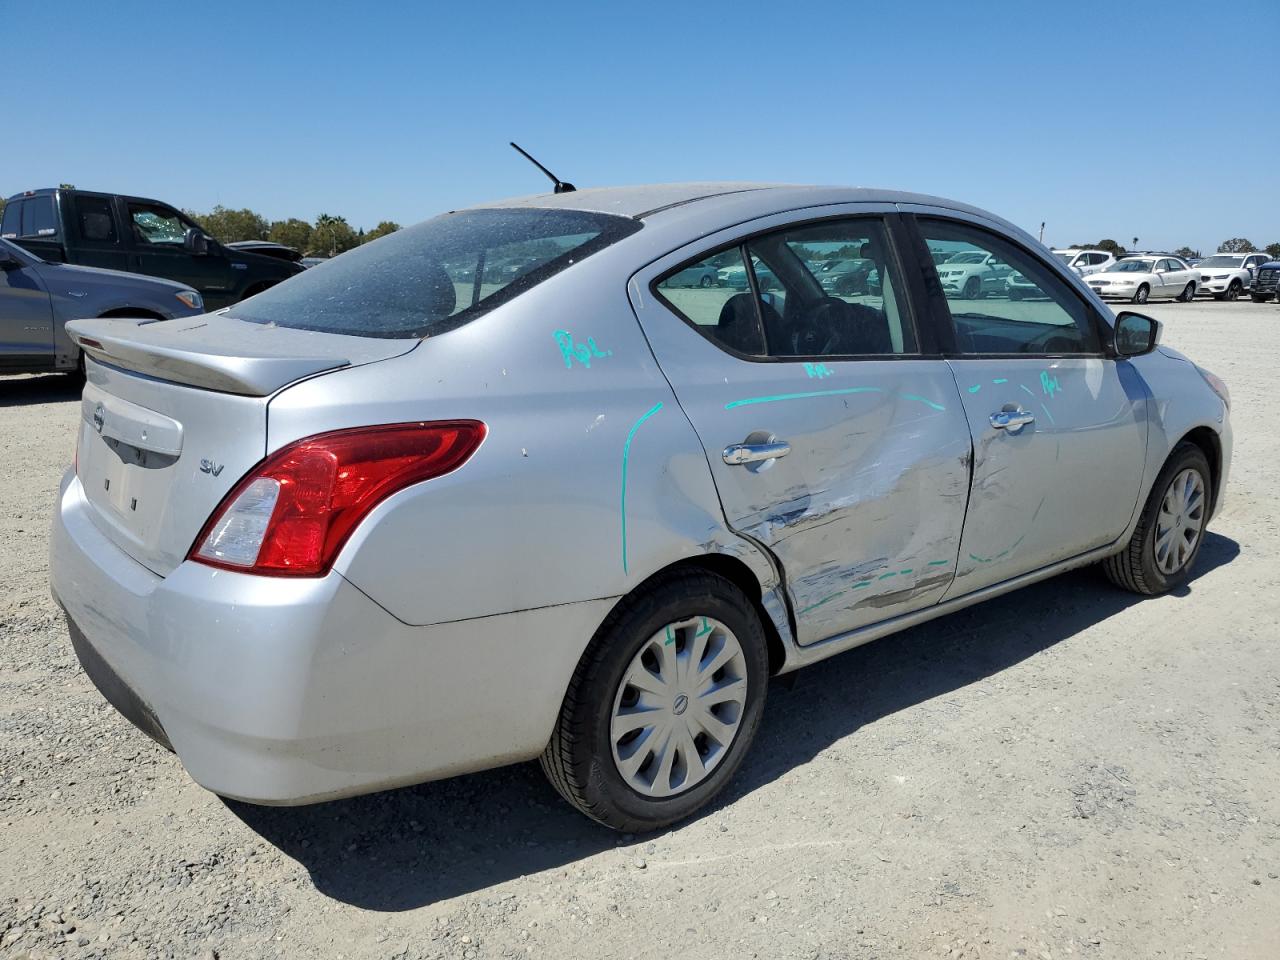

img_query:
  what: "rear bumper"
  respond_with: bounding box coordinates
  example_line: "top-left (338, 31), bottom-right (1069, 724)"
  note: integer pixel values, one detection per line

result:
top-left (50, 469), bottom-right (615, 805)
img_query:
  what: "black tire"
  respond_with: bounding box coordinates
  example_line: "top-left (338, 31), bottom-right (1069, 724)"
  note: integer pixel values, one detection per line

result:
top-left (1252, 294), bottom-right (1268, 303)
top-left (699, 274), bottom-right (713, 288)
top-left (1009, 288), bottom-right (1023, 301)
top-left (1132, 284), bottom-right (1150, 305)
top-left (962, 277), bottom-right (982, 299)
top-left (1225, 280), bottom-right (1241, 302)
top-left (1102, 442), bottom-right (1212, 596)
top-left (1177, 282), bottom-right (1195, 302)
top-left (541, 569), bottom-right (769, 832)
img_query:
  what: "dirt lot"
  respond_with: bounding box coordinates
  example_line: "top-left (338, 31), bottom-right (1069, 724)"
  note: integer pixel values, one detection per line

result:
top-left (2, 299), bottom-right (1278, 960)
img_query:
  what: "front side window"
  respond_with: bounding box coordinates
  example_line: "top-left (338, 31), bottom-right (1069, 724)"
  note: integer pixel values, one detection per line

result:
top-left (225, 207), bottom-right (641, 339)
top-left (919, 219), bottom-right (1101, 356)
top-left (655, 217), bottom-right (917, 359)
top-left (128, 203), bottom-right (194, 245)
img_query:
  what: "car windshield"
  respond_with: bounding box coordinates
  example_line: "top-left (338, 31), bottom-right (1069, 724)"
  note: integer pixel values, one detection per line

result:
top-left (1113, 259), bottom-right (1155, 273)
top-left (946, 252), bottom-right (987, 264)
top-left (223, 208), bottom-right (641, 339)
top-left (1197, 256), bottom-right (1244, 268)
top-left (1054, 253), bottom-right (1075, 263)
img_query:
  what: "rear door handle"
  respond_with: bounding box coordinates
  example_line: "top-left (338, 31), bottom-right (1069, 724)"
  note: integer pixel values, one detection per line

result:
top-left (989, 409), bottom-right (1035, 433)
top-left (723, 441), bottom-right (791, 465)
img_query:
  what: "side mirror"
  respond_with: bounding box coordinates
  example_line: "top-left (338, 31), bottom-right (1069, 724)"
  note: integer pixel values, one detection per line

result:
top-left (183, 228), bottom-right (210, 256)
top-left (1114, 311), bottom-right (1160, 357)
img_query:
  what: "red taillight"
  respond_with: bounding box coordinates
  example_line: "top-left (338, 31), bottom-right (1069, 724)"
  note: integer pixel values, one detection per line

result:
top-left (189, 421), bottom-right (486, 576)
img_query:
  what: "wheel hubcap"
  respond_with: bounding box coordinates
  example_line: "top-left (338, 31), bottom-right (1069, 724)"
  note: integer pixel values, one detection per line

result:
top-left (1154, 468), bottom-right (1205, 575)
top-left (610, 616), bottom-right (748, 798)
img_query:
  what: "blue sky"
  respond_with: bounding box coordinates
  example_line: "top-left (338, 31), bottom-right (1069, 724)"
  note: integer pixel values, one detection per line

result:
top-left (8, 0), bottom-right (1278, 253)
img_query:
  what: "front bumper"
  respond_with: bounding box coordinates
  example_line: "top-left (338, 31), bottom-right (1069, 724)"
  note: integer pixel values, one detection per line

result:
top-left (50, 470), bottom-right (615, 805)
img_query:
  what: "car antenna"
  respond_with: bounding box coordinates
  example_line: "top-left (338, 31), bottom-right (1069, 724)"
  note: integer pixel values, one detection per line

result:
top-left (509, 142), bottom-right (576, 194)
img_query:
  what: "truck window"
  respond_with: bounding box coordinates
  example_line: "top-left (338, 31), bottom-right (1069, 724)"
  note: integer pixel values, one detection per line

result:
top-left (77, 197), bottom-right (118, 243)
top-left (28, 196), bottom-right (57, 237)
top-left (127, 202), bottom-right (191, 246)
top-left (0, 199), bottom-right (20, 238)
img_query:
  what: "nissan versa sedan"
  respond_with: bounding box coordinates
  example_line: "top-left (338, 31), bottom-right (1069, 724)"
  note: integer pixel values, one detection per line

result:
top-left (50, 184), bottom-right (1232, 831)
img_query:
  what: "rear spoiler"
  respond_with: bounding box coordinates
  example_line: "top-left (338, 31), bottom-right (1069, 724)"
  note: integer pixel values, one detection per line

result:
top-left (67, 317), bottom-right (350, 396)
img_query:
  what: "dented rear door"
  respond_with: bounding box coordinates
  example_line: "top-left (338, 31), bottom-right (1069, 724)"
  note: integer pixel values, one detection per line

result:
top-left (628, 206), bottom-right (971, 646)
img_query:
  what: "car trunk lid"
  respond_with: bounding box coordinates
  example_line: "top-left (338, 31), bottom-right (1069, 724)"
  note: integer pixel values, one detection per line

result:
top-left (69, 315), bottom-right (418, 576)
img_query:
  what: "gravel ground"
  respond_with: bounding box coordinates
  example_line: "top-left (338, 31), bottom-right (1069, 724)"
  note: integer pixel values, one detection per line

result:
top-left (2, 299), bottom-right (1278, 960)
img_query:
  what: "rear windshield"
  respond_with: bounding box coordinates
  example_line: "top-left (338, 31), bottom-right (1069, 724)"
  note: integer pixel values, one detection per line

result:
top-left (224, 207), bottom-right (641, 339)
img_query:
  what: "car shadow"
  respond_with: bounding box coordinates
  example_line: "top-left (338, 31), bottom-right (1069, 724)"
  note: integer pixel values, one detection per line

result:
top-left (229, 532), bottom-right (1239, 911)
top-left (0, 373), bottom-right (81, 407)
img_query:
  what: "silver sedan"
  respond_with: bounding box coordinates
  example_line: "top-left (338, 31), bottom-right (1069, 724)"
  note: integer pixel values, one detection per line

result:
top-left (50, 184), bottom-right (1232, 830)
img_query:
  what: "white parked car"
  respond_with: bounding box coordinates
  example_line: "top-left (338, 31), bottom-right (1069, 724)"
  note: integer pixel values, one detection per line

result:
top-left (1085, 256), bottom-right (1199, 304)
top-left (1051, 249), bottom-right (1116, 276)
top-left (1193, 253), bottom-right (1271, 301)
top-left (936, 250), bottom-right (1013, 298)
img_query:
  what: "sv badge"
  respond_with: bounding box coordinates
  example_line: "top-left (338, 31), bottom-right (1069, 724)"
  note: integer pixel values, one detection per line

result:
top-left (199, 458), bottom-right (224, 477)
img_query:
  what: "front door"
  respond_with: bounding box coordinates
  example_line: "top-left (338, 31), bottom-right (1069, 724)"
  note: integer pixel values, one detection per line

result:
top-left (0, 252), bottom-right (55, 363)
top-left (630, 210), bottom-right (971, 645)
top-left (125, 201), bottom-right (238, 306)
top-left (906, 214), bottom-right (1148, 596)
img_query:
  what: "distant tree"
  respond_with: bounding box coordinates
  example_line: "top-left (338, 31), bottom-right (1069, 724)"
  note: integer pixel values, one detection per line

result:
top-left (58, 183), bottom-right (76, 189)
top-left (269, 218), bottom-right (313, 253)
top-left (363, 220), bottom-right (400, 243)
top-left (311, 213), bottom-right (358, 256)
top-left (186, 205), bottom-right (269, 243)
top-left (1084, 239), bottom-right (1126, 255)
top-left (1218, 237), bottom-right (1256, 253)
top-left (0, 197), bottom-right (5, 222)
top-left (1264, 242), bottom-right (1280, 259)
top-left (1173, 246), bottom-right (1200, 260)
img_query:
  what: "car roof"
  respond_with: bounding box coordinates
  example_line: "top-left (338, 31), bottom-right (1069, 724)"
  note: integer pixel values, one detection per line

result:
top-left (469, 182), bottom-right (1013, 224)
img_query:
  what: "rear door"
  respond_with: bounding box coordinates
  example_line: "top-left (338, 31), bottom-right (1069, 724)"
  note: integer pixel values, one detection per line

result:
top-left (902, 212), bottom-right (1147, 595)
top-left (630, 207), bottom-right (971, 646)
top-left (67, 194), bottom-right (131, 272)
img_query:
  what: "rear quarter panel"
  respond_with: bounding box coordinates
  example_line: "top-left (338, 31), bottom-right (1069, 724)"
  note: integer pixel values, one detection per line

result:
top-left (267, 252), bottom-right (780, 628)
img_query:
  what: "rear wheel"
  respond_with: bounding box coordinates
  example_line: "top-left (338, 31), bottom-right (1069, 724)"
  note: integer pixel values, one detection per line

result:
top-left (541, 569), bottom-right (769, 831)
top-left (1132, 284), bottom-right (1150, 305)
top-left (699, 274), bottom-right (713, 288)
top-left (1102, 443), bottom-right (1211, 595)
top-left (1178, 282), bottom-right (1195, 302)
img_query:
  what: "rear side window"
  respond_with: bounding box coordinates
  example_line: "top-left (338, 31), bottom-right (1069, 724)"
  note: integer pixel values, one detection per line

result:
top-left (76, 197), bottom-right (117, 243)
top-left (226, 208), bottom-right (641, 339)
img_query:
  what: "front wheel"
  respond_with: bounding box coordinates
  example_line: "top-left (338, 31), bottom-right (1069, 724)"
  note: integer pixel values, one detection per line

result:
top-left (1252, 293), bottom-right (1270, 303)
top-left (962, 277), bottom-right (982, 299)
top-left (1102, 443), bottom-right (1211, 595)
top-left (1225, 280), bottom-right (1241, 302)
top-left (541, 569), bottom-right (769, 831)
top-left (1132, 284), bottom-right (1150, 305)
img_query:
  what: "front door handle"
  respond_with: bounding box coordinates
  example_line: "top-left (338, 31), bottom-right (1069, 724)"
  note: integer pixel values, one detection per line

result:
top-left (989, 408), bottom-right (1036, 433)
top-left (723, 441), bottom-right (791, 465)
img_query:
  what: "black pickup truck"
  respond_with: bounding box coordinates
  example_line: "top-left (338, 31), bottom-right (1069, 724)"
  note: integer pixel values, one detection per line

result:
top-left (2, 188), bottom-right (302, 310)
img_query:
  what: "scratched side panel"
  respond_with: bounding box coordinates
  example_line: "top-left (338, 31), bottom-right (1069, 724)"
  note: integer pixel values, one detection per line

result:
top-left (268, 253), bottom-right (777, 628)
